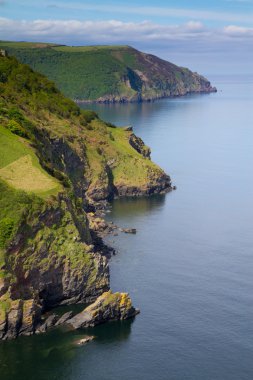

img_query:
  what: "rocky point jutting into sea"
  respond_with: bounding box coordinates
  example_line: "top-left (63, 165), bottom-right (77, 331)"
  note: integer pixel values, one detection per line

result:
top-left (0, 42), bottom-right (217, 103)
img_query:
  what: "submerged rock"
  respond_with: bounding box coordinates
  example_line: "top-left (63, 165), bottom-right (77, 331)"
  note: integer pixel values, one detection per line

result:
top-left (76, 336), bottom-right (94, 345)
top-left (67, 291), bottom-right (140, 329)
top-left (119, 228), bottom-right (137, 234)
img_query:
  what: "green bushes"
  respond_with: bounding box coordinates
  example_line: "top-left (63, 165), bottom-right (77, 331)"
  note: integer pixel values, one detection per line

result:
top-left (0, 217), bottom-right (14, 248)
top-left (6, 119), bottom-right (27, 137)
top-left (80, 110), bottom-right (98, 123)
top-left (0, 56), bottom-right (81, 120)
top-left (106, 122), bottom-right (116, 128)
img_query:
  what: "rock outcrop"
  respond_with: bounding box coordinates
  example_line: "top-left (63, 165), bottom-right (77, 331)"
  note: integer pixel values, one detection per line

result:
top-left (0, 188), bottom-right (109, 340)
top-left (67, 291), bottom-right (140, 329)
top-left (128, 133), bottom-right (151, 159)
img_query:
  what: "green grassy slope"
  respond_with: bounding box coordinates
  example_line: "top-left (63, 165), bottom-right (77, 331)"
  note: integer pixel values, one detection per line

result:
top-left (0, 42), bottom-right (216, 102)
top-left (0, 126), bottom-right (60, 196)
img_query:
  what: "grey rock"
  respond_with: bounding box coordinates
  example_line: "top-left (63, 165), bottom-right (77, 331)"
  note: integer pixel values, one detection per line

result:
top-left (55, 311), bottom-right (74, 326)
top-left (67, 291), bottom-right (139, 329)
top-left (37, 314), bottom-right (58, 333)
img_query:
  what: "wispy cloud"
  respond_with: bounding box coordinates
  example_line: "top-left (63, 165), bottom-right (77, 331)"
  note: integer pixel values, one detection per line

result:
top-left (0, 17), bottom-right (252, 74)
top-left (41, 2), bottom-right (253, 24)
top-left (224, 24), bottom-right (253, 35)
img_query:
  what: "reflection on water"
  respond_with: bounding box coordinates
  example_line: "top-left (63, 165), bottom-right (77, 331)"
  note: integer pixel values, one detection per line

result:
top-left (110, 194), bottom-right (166, 219)
top-left (78, 92), bottom-right (212, 129)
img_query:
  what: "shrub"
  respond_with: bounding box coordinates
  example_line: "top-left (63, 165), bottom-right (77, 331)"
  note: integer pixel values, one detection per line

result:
top-left (106, 122), bottom-right (116, 128)
top-left (7, 107), bottom-right (24, 123)
top-left (81, 110), bottom-right (98, 123)
top-left (6, 119), bottom-right (27, 138)
top-left (0, 217), bottom-right (15, 248)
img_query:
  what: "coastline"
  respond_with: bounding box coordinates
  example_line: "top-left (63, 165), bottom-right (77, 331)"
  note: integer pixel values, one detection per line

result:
top-left (75, 87), bottom-right (217, 105)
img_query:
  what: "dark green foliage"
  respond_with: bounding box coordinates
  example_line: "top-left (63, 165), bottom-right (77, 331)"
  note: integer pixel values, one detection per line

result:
top-left (0, 55), bottom-right (81, 118)
top-left (7, 108), bottom-right (25, 122)
top-left (0, 217), bottom-right (14, 248)
top-left (6, 119), bottom-right (27, 137)
top-left (105, 122), bottom-right (116, 128)
top-left (0, 180), bottom-right (44, 248)
top-left (1, 47), bottom-right (128, 100)
top-left (80, 110), bottom-right (98, 123)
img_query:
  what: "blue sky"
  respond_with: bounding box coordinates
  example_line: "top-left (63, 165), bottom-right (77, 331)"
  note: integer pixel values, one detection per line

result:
top-left (0, 0), bottom-right (253, 74)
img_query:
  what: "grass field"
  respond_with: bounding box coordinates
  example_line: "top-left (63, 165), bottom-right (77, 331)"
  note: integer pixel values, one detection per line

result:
top-left (54, 45), bottom-right (128, 52)
top-left (0, 40), bottom-right (59, 49)
top-left (0, 126), bottom-right (61, 196)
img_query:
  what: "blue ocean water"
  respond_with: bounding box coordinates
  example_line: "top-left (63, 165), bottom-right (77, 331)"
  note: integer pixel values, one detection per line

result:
top-left (1, 75), bottom-right (253, 380)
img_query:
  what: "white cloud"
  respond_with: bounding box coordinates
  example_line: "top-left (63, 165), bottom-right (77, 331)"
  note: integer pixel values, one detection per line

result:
top-left (224, 25), bottom-right (253, 36)
top-left (0, 17), bottom-right (252, 45)
top-left (0, 17), bottom-right (252, 74)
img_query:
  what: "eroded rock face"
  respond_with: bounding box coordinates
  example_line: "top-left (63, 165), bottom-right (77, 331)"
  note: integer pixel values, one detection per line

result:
top-left (128, 133), bottom-right (151, 159)
top-left (0, 298), bottom-right (42, 340)
top-left (67, 291), bottom-right (140, 329)
top-left (0, 195), bottom-right (109, 340)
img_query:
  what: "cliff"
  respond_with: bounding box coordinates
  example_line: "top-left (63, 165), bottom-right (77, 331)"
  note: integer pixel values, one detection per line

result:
top-left (0, 55), bottom-right (170, 339)
top-left (0, 42), bottom-right (216, 103)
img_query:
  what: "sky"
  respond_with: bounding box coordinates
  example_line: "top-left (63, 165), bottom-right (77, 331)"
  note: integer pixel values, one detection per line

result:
top-left (0, 0), bottom-right (253, 75)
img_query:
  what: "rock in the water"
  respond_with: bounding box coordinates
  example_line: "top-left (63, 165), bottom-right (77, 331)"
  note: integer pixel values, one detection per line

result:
top-left (119, 228), bottom-right (137, 234)
top-left (36, 314), bottom-right (58, 333)
top-left (55, 311), bottom-right (74, 326)
top-left (67, 291), bottom-right (139, 329)
top-left (76, 336), bottom-right (94, 345)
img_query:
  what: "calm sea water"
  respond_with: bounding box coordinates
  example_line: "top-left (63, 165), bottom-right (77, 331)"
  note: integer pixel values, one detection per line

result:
top-left (1, 76), bottom-right (253, 380)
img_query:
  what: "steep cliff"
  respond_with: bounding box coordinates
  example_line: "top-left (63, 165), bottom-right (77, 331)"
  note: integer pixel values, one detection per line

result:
top-left (0, 42), bottom-right (216, 102)
top-left (0, 55), bottom-right (171, 339)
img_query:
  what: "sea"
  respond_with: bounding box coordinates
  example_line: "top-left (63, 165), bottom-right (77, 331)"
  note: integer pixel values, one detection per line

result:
top-left (1, 74), bottom-right (253, 380)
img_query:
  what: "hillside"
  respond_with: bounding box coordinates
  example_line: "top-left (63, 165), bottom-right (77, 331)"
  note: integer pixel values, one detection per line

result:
top-left (0, 54), bottom-right (171, 339)
top-left (0, 41), bottom-right (216, 102)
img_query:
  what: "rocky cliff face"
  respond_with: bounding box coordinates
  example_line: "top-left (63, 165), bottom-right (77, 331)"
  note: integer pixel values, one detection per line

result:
top-left (0, 194), bottom-right (109, 340)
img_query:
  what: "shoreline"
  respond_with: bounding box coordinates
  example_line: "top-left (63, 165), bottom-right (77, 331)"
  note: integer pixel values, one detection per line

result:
top-left (75, 88), bottom-right (217, 105)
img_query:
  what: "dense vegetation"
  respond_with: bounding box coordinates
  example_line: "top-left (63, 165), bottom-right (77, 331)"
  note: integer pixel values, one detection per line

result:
top-left (0, 41), bottom-right (216, 102)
